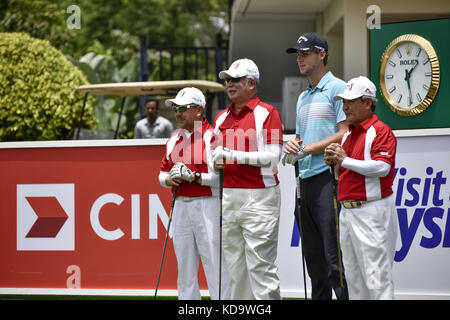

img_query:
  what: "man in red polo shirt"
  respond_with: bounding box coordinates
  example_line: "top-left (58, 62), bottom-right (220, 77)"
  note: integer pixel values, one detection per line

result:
top-left (212, 58), bottom-right (283, 300)
top-left (324, 76), bottom-right (398, 300)
top-left (159, 87), bottom-right (230, 300)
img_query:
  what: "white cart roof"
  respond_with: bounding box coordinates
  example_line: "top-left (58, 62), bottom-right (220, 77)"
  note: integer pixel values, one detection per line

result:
top-left (76, 80), bottom-right (225, 97)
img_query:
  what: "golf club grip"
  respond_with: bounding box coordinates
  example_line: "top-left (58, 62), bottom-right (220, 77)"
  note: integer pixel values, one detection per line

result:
top-left (294, 161), bottom-right (300, 200)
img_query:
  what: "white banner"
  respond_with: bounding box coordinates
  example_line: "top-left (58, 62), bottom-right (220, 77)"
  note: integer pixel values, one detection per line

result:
top-left (276, 134), bottom-right (450, 299)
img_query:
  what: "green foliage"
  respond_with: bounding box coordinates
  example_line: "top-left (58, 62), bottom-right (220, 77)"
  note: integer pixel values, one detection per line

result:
top-left (67, 51), bottom-right (140, 138)
top-left (0, 32), bottom-right (97, 141)
top-left (55, 0), bottom-right (228, 65)
top-left (0, 1), bottom-right (228, 140)
top-left (0, 0), bottom-right (75, 54)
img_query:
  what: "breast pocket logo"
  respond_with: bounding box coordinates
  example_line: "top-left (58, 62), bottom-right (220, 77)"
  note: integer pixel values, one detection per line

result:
top-left (17, 184), bottom-right (75, 251)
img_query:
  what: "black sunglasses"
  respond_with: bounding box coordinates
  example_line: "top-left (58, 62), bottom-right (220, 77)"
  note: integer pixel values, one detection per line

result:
top-left (224, 76), bottom-right (246, 83)
top-left (171, 104), bottom-right (198, 113)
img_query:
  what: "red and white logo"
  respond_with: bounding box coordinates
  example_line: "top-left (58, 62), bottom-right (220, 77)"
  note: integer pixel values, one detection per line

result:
top-left (17, 184), bottom-right (75, 251)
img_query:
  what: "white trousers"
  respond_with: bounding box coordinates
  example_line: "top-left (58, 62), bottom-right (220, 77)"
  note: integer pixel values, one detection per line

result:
top-left (172, 196), bottom-right (230, 300)
top-left (222, 185), bottom-right (281, 300)
top-left (339, 194), bottom-right (398, 300)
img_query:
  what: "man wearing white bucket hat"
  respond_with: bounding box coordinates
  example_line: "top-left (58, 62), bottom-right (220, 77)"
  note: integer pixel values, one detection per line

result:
top-left (324, 76), bottom-right (398, 300)
top-left (158, 87), bottom-right (230, 300)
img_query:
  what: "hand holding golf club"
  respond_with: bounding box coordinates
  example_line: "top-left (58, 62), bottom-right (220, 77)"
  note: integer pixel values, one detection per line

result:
top-left (281, 147), bottom-right (309, 165)
top-left (212, 146), bottom-right (232, 163)
top-left (170, 162), bottom-right (193, 182)
top-left (212, 146), bottom-right (227, 172)
top-left (282, 137), bottom-right (309, 166)
top-left (324, 143), bottom-right (347, 166)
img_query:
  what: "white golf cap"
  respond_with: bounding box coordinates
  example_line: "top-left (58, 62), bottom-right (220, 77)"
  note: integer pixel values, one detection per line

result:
top-left (218, 58), bottom-right (259, 82)
top-left (164, 87), bottom-right (206, 107)
top-left (333, 76), bottom-right (377, 101)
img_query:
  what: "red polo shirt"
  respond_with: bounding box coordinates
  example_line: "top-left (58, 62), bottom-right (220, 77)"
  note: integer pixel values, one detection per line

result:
top-left (213, 95), bottom-right (283, 188)
top-left (160, 118), bottom-right (216, 197)
top-left (338, 114), bottom-right (397, 201)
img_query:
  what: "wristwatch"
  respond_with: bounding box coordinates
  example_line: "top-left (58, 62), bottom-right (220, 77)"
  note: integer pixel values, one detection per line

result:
top-left (300, 145), bottom-right (309, 155)
top-left (193, 171), bottom-right (201, 184)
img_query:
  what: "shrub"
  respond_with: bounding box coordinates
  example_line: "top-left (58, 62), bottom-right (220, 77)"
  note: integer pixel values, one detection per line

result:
top-left (0, 32), bottom-right (97, 141)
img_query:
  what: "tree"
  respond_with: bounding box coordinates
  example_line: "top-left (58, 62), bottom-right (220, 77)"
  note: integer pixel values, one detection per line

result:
top-left (0, 0), bottom-right (76, 54)
top-left (0, 0), bottom-right (228, 140)
top-left (0, 32), bottom-right (97, 141)
top-left (56, 0), bottom-right (228, 65)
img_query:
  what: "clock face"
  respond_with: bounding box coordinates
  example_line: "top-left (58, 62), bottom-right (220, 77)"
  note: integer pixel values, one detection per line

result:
top-left (383, 41), bottom-right (431, 110)
top-left (379, 34), bottom-right (440, 117)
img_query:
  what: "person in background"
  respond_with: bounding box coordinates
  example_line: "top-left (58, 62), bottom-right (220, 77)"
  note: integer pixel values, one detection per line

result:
top-left (135, 98), bottom-right (173, 138)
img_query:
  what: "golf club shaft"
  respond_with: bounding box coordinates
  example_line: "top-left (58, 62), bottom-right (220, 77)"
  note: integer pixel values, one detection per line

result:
top-left (295, 162), bottom-right (308, 300)
top-left (154, 185), bottom-right (178, 299)
top-left (330, 164), bottom-right (344, 289)
top-left (218, 168), bottom-right (223, 300)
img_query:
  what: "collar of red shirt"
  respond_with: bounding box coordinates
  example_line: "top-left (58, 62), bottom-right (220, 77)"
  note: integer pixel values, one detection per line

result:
top-left (227, 95), bottom-right (260, 114)
top-left (177, 117), bottom-right (210, 140)
top-left (349, 113), bottom-right (379, 132)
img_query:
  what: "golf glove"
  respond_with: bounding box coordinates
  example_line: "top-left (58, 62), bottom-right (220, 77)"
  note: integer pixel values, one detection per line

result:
top-left (170, 163), bottom-right (193, 182)
top-left (281, 147), bottom-right (309, 166)
top-left (212, 146), bottom-right (233, 164)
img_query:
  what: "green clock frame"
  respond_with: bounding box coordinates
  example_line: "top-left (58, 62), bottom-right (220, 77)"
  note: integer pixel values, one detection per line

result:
top-left (369, 18), bottom-right (450, 130)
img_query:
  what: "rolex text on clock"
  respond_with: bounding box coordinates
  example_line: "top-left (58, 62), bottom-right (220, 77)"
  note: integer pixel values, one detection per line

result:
top-left (379, 34), bottom-right (440, 116)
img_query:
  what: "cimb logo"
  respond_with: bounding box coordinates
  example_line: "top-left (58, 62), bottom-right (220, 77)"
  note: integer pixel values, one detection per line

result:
top-left (17, 184), bottom-right (75, 251)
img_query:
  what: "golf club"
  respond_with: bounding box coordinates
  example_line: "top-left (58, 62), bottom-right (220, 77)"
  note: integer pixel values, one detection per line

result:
top-left (294, 161), bottom-right (308, 300)
top-left (154, 185), bottom-right (178, 299)
top-left (330, 164), bottom-right (344, 291)
top-left (218, 168), bottom-right (223, 300)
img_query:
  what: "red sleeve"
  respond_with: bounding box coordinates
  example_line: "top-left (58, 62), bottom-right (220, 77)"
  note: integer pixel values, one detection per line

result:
top-left (263, 107), bottom-right (283, 145)
top-left (160, 146), bottom-right (172, 172)
top-left (370, 125), bottom-right (397, 166)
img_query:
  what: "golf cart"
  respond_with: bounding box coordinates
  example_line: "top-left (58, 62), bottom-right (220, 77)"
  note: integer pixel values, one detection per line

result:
top-left (75, 80), bottom-right (226, 139)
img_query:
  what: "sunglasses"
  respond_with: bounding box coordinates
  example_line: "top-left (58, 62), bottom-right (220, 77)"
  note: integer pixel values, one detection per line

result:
top-left (171, 104), bottom-right (198, 113)
top-left (224, 76), bottom-right (246, 83)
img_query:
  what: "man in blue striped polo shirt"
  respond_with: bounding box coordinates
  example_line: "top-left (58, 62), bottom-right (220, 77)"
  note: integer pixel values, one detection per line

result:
top-left (282, 32), bottom-right (349, 300)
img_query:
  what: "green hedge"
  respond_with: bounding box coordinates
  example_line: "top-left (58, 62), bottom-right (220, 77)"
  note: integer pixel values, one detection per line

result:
top-left (0, 32), bottom-right (97, 141)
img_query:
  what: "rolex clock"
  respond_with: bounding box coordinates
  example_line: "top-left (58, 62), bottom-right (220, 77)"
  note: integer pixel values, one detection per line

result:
top-left (379, 34), bottom-right (440, 116)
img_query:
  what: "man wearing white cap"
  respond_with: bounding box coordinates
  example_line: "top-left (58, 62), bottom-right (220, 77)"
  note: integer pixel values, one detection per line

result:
top-left (324, 76), bottom-right (398, 300)
top-left (158, 87), bottom-right (230, 300)
top-left (212, 58), bottom-right (284, 299)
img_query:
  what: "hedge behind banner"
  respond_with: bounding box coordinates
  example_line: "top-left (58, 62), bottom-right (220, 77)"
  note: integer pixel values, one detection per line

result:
top-left (0, 32), bottom-right (97, 141)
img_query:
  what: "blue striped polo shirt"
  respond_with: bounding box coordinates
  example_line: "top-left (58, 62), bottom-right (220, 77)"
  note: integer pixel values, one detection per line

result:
top-left (296, 71), bottom-right (346, 179)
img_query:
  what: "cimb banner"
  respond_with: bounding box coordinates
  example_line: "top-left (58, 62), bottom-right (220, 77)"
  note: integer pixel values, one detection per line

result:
top-left (1, 135), bottom-right (449, 298)
top-left (0, 142), bottom-right (189, 291)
